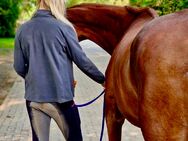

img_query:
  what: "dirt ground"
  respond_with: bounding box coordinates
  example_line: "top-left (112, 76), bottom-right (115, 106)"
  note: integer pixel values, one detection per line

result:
top-left (0, 53), bottom-right (17, 105)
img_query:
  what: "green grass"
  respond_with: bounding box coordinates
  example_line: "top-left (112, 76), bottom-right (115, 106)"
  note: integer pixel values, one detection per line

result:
top-left (0, 38), bottom-right (14, 55)
top-left (0, 38), bottom-right (14, 48)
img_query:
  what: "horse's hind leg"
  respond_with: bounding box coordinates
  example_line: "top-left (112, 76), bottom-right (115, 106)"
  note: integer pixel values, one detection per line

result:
top-left (140, 80), bottom-right (187, 141)
top-left (105, 91), bottom-right (125, 141)
top-left (140, 102), bottom-right (187, 141)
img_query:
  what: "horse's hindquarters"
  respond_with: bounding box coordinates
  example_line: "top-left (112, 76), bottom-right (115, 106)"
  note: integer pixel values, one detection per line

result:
top-left (132, 11), bottom-right (188, 140)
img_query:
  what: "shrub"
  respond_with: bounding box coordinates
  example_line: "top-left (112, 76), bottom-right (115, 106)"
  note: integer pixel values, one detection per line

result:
top-left (130, 0), bottom-right (188, 15)
top-left (0, 0), bottom-right (22, 37)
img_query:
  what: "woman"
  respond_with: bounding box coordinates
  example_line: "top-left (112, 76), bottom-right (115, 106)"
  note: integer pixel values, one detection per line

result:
top-left (14, 0), bottom-right (105, 141)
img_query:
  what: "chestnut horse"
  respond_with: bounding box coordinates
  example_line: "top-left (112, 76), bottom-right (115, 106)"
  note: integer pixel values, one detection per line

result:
top-left (67, 4), bottom-right (188, 141)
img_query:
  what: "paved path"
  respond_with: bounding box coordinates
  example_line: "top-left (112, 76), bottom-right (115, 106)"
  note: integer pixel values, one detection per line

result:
top-left (0, 40), bottom-right (144, 141)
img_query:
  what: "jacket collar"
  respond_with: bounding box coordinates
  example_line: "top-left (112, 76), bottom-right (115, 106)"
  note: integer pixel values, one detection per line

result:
top-left (33, 9), bottom-right (54, 18)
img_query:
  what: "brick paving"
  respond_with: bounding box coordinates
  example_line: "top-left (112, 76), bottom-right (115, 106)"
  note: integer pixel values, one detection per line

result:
top-left (0, 40), bottom-right (144, 141)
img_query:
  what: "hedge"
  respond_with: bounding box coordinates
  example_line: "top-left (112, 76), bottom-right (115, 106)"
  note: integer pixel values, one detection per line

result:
top-left (0, 0), bottom-right (22, 37)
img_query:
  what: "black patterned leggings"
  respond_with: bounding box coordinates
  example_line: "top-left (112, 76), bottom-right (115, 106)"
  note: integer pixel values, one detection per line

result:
top-left (26, 100), bottom-right (83, 141)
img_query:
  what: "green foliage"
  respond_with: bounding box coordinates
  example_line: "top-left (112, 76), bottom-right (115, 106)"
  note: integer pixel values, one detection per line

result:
top-left (66, 0), bottom-right (129, 7)
top-left (130, 0), bottom-right (188, 15)
top-left (19, 0), bottom-right (36, 21)
top-left (0, 0), bottom-right (22, 37)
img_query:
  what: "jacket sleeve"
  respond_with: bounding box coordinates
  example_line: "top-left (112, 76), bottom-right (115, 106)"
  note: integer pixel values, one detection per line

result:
top-left (13, 29), bottom-right (28, 78)
top-left (63, 25), bottom-right (105, 84)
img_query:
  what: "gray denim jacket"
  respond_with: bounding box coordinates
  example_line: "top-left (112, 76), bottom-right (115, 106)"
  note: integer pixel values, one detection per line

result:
top-left (14, 10), bottom-right (105, 103)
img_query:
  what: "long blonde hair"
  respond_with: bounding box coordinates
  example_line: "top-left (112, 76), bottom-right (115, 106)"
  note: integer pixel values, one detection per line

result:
top-left (36, 0), bottom-right (75, 30)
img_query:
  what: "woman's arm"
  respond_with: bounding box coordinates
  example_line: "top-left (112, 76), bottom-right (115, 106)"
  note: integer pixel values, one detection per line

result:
top-left (14, 30), bottom-right (28, 78)
top-left (63, 25), bottom-right (105, 84)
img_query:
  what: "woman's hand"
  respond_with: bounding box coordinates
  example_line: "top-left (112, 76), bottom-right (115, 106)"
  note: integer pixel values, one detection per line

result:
top-left (101, 81), bottom-right (105, 88)
top-left (73, 80), bottom-right (77, 88)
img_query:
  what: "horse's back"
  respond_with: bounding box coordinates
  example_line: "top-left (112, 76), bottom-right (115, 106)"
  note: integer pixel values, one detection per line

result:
top-left (131, 9), bottom-right (188, 140)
